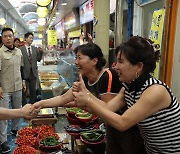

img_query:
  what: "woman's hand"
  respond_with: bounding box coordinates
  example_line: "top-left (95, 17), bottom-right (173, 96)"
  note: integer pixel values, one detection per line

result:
top-left (33, 101), bottom-right (42, 110)
top-left (72, 81), bottom-right (80, 92)
top-left (64, 101), bottom-right (77, 107)
top-left (72, 74), bottom-right (91, 108)
top-left (72, 74), bottom-right (87, 92)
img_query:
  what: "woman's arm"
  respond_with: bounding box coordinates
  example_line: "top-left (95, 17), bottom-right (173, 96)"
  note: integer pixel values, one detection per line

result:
top-left (74, 84), bottom-right (171, 131)
top-left (100, 89), bottom-right (126, 112)
top-left (118, 85), bottom-right (171, 129)
top-left (33, 88), bottom-right (74, 109)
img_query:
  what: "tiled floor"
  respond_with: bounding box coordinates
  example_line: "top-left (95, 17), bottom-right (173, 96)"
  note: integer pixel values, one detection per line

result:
top-left (0, 118), bottom-right (28, 154)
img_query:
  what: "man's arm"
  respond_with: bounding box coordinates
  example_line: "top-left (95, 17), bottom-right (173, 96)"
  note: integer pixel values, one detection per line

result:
top-left (37, 47), bottom-right (43, 62)
top-left (0, 71), bottom-right (3, 98)
top-left (20, 66), bottom-right (26, 91)
top-left (0, 108), bottom-right (24, 120)
top-left (0, 104), bottom-right (38, 120)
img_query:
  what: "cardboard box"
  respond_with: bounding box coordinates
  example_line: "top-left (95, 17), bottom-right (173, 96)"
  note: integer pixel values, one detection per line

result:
top-left (75, 139), bottom-right (87, 154)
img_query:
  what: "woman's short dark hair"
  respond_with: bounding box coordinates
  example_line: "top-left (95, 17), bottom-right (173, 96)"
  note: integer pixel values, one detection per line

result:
top-left (115, 36), bottom-right (160, 74)
top-left (74, 43), bottom-right (106, 70)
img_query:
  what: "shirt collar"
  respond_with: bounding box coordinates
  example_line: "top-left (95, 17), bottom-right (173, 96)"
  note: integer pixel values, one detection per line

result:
top-left (123, 73), bottom-right (151, 92)
top-left (25, 45), bottom-right (31, 49)
top-left (2, 44), bottom-right (18, 52)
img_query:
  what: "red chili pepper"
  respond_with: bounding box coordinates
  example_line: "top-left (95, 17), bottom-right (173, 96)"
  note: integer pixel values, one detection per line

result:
top-left (18, 127), bottom-right (35, 136)
top-left (16, 135), bottom-right (37, 146)
top-left (13, 145), bottom-right (36, 154)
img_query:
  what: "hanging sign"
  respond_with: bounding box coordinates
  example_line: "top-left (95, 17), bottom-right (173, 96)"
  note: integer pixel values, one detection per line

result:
top-left (0, 18), bottom-right (6, 25)
top-left (149, 8), bottom-right (165, 78)
top-left (36, 7), bottom-right (48, 18)
top-left (55, 19), bottom-right (65, 39)
top-left (36, 0), bottom-right (51, 7)
top-left (68, 29), bottom-right (81, 38)
top-left (48, 29), bottom-right (57, 45)
top-left (65, 12), bottom-right (76, 30)
top-left (79, 0), bottom-right (94, 25)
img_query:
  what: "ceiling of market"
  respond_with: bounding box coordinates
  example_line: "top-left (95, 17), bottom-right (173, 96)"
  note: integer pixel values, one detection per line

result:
top-left (1, 0), bottom-right (87, 33)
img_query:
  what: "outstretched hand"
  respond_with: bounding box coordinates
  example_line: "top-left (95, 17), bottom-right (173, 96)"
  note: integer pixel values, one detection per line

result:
top-left (38, 47), bottom-right (44, 52)
top-left (33, 101), bottom-right (42, 111)
top-left (21, 104), bottom-right (39, 119)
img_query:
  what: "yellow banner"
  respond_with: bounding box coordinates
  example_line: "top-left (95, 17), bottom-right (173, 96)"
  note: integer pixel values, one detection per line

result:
top-left (149, 9), bottom-right (165, 78)
top-left (68, 29), bottom-right (81, 38)
top-left (48, 29), bottom-right (57, 46)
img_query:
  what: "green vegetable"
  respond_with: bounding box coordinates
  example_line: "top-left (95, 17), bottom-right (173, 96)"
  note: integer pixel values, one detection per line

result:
top-left (40, 136), bottom-right (60, 146)
top-left (80, 129), bottom-right (105, 142)
top-left (66, 107), bottom-right (82, 113)
top-left (77, 113), bottom-right (92, 118)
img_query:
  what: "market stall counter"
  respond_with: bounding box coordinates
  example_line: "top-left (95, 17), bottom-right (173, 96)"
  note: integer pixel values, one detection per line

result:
top-left (30, 108), bottom-right (57, 129)
top-left (64, 107), bottom-right (106, 154)
top-left (38, 71), bottom-right (60, 99)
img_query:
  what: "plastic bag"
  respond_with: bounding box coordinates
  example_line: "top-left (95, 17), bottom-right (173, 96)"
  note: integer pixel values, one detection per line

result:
top-left (57, 55), bottom-right (78, 87)
top-left (52, 76), bottom-right (68, 96)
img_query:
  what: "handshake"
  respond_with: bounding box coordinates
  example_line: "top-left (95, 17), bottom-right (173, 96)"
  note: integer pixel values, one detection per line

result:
top-left (19, 73), bottom-right (93, 120)
top-left (0, 102), bottom-right (44, 121)
top-left (20, 103), bottom-right (41, 120)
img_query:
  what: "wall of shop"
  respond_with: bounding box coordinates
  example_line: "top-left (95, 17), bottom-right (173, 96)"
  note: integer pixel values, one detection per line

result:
top-left (0, 2), bottom-right (27, 38)
top-left (171, 1), bottom-right (180, 100)
top-left (133, 0), bottom-right (166, 37)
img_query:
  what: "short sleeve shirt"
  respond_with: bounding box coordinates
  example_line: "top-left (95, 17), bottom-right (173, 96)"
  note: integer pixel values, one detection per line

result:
top-left (84, 68), bottom-right (122, 99)
top-left (0, 45), bottom-right (23, 92)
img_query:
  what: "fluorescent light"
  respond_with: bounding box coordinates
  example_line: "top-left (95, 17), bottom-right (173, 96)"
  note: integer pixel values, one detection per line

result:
top-left (61, 0), bottom-right (67, 6)
top-left (61, 3), bottom-right (67, 6)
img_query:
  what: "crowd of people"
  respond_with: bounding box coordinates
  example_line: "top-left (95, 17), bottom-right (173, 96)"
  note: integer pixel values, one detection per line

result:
top-left (0, 28), bottom-right (43, 153)
top-left (0, 27), bottom-right (180, 154)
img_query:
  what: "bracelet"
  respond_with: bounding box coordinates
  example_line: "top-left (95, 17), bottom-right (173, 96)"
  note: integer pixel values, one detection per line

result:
top-left (85, 93), bottom-right (91, 108)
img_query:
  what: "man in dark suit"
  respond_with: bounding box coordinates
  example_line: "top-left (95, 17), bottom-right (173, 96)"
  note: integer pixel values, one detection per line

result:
top-left (20, 32), bottom-right (43, 104)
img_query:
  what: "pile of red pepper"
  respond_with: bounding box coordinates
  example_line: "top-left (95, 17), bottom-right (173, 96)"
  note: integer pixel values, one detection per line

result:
top-left (33, 124), bottom-right (55, 135)
top-left (13, 145), bottom-right (36, 154)
top-left (16, 135), bottom-right (37, 147)
top-left (17, 127), bottom-right (35, 136)
top-left (13, 125), bottom-right (60, 154)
